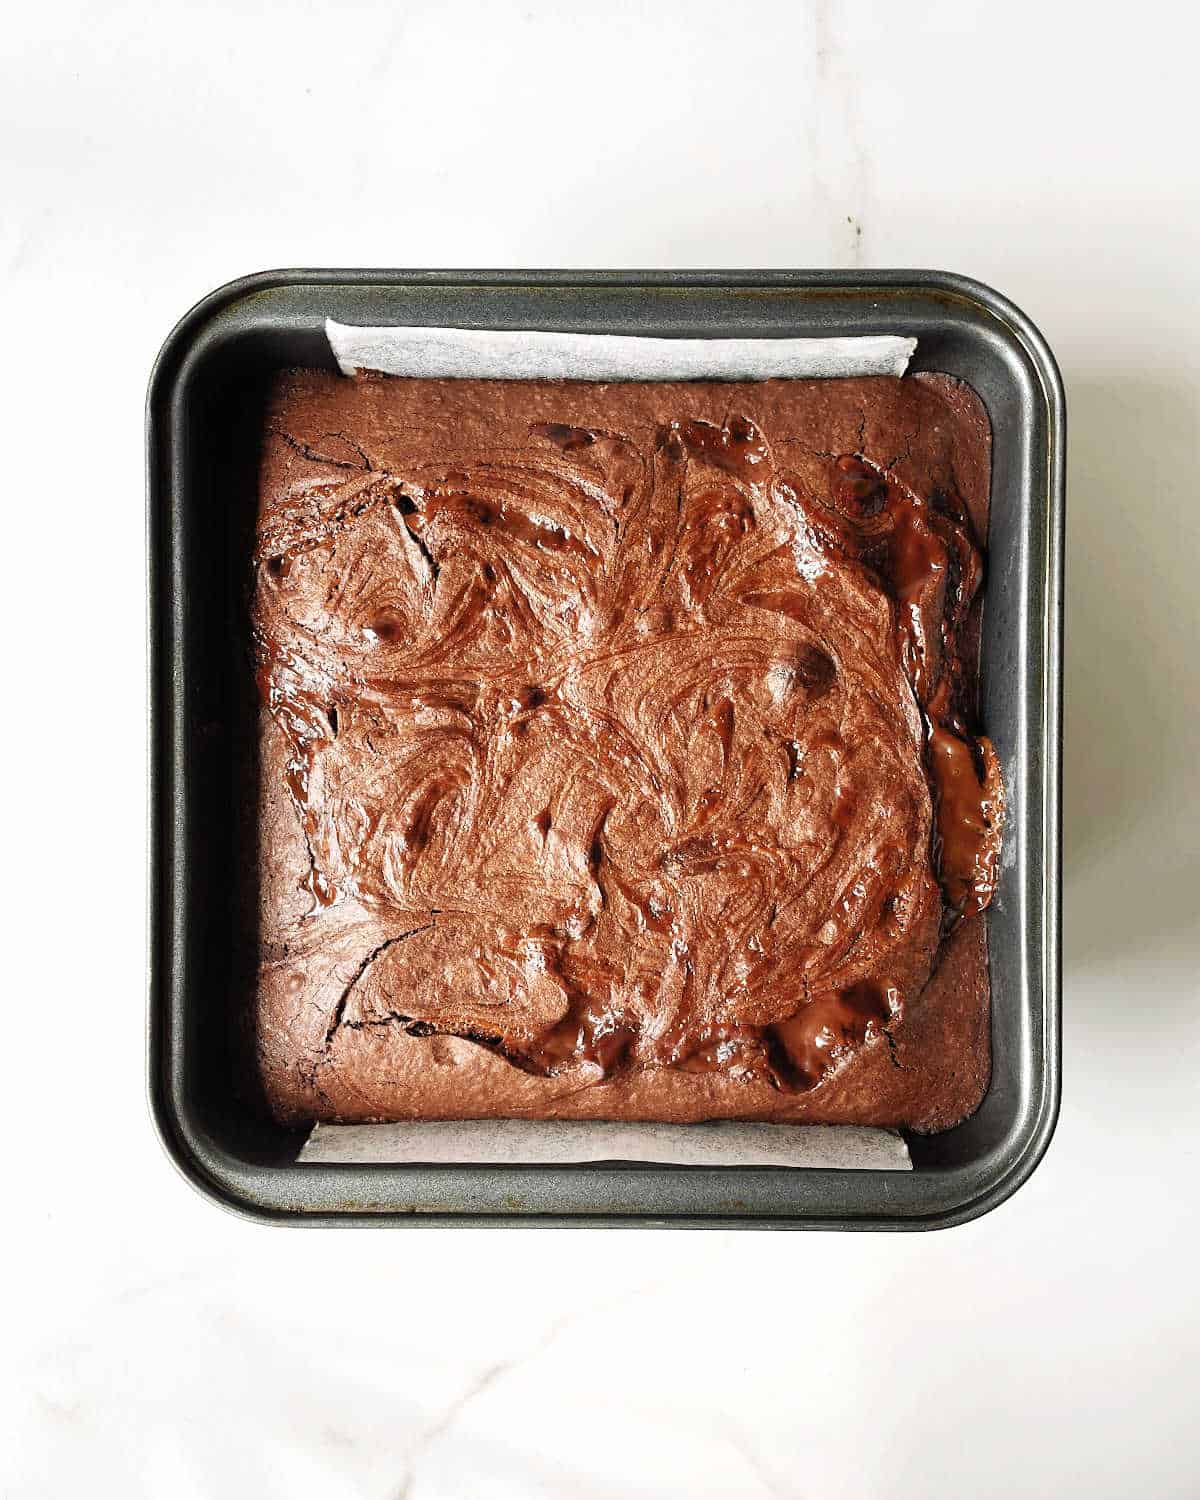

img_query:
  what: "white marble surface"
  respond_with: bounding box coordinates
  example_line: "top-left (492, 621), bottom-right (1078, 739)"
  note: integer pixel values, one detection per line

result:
top-left (4, 1), bottom-right (1199, 1495)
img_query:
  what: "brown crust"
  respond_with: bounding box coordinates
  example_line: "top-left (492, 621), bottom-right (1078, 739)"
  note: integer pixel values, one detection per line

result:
top-left (252, 371), bottom-right (993, 1128)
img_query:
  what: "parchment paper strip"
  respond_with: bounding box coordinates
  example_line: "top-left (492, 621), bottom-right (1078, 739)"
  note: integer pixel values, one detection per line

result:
top-left (298, 318), bottom-right (919, 1172)
top-left (300, 1119), bottom-right (911, 1170)
top-left (326, 319), bottom-right (915, 382)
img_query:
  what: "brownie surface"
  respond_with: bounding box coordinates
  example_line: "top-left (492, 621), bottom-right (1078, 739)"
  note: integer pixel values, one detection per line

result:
top-left (251, 371), bottom-right (999, 1128)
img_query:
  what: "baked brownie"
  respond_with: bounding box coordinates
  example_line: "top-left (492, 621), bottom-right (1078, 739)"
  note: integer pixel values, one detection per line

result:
top-left (251, 371), bottom-right (1001, 1128)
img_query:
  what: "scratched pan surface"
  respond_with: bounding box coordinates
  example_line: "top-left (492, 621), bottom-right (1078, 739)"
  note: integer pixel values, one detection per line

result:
top-left (147, 270), bottom-right (1063, 1228)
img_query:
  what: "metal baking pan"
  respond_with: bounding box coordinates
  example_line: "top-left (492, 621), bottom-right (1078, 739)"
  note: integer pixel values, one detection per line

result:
top-left (148, 269), bottom-right (1063, 1228)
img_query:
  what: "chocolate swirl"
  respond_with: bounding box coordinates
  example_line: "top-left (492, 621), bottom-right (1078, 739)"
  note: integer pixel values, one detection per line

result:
top-left (254, 390), bottom-right (1001, 1095)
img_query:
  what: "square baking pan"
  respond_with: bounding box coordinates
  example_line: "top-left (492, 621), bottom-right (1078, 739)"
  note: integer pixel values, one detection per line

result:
top-left (148, 269), bottom-right (1063, 1228)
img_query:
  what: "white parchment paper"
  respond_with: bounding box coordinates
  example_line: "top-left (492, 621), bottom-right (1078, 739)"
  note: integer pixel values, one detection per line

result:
top-left (299, 1119), bottom-right (911, 1170)
top-left (302, 320), bottom-right (918, 1172)
top-left (326, 319), bottom-right (916, 382)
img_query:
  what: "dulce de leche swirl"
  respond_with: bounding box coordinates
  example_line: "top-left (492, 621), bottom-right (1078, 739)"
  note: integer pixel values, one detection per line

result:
top-left (253, 374), bottom-right (1002, 1103)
